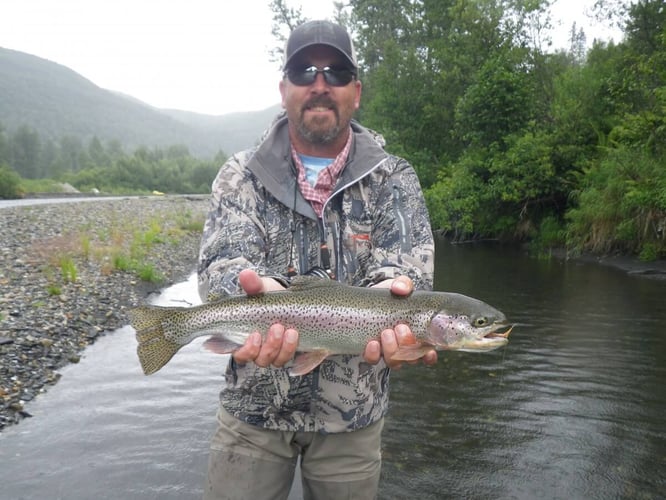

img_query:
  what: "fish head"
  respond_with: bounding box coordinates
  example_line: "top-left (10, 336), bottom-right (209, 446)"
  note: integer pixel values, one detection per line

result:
top-left (427, 294), bottom-right (511, 352)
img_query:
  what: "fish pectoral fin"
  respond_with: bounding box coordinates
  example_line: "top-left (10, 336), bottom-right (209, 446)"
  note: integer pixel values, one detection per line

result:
top-left (391, 344), bottom-right (433, 362)
top-left (203, 336), bottom-right (243, 354)
top-left (289, 350), bottom-right (330, 377)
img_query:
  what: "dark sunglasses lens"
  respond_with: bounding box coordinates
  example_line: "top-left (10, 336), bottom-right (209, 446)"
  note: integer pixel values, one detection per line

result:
top-left (287, 70), bottom-right (315, 86)
top-left (288, 67), bottom-right (354, 87)
top-left (325, 68), bottom-right (354, 86)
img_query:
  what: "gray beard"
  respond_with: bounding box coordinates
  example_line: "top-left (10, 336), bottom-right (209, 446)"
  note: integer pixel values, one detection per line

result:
top-left (298, 121), bottom-right (343, 145)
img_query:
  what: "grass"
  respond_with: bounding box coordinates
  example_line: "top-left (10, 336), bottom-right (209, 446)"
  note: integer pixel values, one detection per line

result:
top-left (59, 256), bottom-right (78, 283)
top-left (29, 201), bottom-right (205, 290)
top-left (135, 263), bottom-right (163, 282)
top-left (177, 210), bottom-right (205, 232)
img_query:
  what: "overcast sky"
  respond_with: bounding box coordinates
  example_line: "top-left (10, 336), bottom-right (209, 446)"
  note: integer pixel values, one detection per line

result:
top-left (0, 0), bottom-right (622, 116)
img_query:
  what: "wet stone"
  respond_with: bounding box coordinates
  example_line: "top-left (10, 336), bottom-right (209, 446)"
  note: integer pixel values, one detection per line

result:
top-left (0, 196), bottom-right (207, 431)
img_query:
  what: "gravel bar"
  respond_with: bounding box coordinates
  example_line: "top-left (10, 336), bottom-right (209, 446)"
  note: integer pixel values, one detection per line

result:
top-left (0, 195), bottom-right (209, 431)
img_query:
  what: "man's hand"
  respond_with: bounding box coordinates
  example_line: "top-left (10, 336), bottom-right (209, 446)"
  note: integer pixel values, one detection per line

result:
top-left (363, 276), bottom-right (438, 369)
top-left (232, 269), bottom-right (299, 367)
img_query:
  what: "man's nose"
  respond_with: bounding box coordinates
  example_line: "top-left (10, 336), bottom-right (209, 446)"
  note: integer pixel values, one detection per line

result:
top-left (311, 71), bottom-right (329, 91)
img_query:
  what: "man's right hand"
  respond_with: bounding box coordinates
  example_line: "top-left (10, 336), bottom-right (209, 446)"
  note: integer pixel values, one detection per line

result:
top-left (232, 269), bottom-right (299, 367)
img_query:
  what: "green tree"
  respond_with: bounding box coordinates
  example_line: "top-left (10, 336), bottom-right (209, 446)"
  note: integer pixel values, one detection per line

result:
top-left (190, 162), bottom-right (221, 193)
top-left (0, 163), bottom-right (22, 199)
top-left (88, 136), bottom-right (111, 168)
top-left (455, 52), bottom-right (539, 149)
top-left (57, 135), bottom-right (85, 173)
top-left (563, 0), bottom-right (666, 257)
top-left (40, 139), bottom-right (59, 178)
top-left (567, 22), bottom-right (587, 64)
top-left (11, 125), bottom-right (41, 178)
top-left (624, 0), bottom-right (666, 53)
top-left (350, 0), bottom-right (553, 188)
top-left (566, 146), bottom-right (666, 258)
top-left (0, 123), bottom-right (9, 166)
top-left (269, 0), bottom-right (308, 65)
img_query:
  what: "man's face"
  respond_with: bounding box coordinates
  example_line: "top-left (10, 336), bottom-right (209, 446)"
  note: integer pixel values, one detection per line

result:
top-left (280, 45), bottom-right (362, 149)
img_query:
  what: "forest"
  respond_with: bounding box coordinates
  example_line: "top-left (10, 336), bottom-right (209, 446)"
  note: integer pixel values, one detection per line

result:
top-left (0, 132), bottom-right (224, 197)
top-left (1, 0), bottom-right (664, 260)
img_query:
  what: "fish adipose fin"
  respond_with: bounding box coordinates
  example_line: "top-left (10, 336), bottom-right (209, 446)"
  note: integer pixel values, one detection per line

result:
top-left (391, 344), bottom-right (434, 362)
top-left (130, 306), bottom-right (182, 375)
top-left (289, 350), bottom-right (330, 376)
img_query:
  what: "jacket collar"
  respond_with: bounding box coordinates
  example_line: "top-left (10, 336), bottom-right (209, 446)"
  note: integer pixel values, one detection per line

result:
top-left (246, 113), bottom-right (389, 219)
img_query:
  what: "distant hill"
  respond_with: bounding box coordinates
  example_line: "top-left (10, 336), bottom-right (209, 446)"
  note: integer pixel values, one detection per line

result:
top-left (0, 47), bottom-right (281, 158)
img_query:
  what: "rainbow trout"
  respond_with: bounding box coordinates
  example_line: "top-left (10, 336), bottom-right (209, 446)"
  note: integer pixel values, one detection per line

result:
top-left (130, 277), bottom-right (511, 376)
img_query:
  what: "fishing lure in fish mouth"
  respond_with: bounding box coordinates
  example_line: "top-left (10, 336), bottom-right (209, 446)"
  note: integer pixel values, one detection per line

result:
top-left (130, 277), bottom-right (511, 376)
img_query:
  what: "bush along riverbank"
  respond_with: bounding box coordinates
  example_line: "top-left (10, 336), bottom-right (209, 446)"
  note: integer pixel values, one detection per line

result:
top-left (0, 195), bottom-right (208, 430)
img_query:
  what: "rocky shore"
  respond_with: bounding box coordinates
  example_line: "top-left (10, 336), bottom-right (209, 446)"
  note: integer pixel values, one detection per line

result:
top-left (0, 195), bottom-right (209, 430)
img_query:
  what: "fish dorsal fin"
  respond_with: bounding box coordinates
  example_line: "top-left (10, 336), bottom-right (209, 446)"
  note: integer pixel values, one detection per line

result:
top-left (288, 276), bottom-right (346, 292)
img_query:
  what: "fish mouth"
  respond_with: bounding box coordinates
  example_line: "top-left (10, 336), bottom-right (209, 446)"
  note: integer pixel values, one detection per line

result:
top-left (457, 324), bottom-right (512, 352)
top-left (485, 324), bottom-right (513, 339)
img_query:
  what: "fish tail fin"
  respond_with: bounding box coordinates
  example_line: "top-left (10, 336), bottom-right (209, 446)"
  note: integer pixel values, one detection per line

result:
top-left (130, 306), bottom-right (182, 375)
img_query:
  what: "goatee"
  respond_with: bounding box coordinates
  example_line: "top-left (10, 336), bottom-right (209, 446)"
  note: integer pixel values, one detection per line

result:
top-left (298, 97), bottom-right (341, 144)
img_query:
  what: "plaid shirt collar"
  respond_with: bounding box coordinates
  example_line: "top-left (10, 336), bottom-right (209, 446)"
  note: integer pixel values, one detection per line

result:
top-left (291, 128), bottom-right (353, 218)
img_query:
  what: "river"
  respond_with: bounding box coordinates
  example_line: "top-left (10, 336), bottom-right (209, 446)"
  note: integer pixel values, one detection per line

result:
top-left (0, 239), bottom-right (664, 499)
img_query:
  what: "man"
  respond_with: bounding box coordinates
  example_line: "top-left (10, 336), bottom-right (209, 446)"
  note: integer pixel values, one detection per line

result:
top-left (198, 20), bottom-right (435, 500)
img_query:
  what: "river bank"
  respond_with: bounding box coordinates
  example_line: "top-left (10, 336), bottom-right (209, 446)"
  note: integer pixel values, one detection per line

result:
top-left (0, 196), bottom-right (209, 430)
top-left (548, 247), bottom-right (666, 280)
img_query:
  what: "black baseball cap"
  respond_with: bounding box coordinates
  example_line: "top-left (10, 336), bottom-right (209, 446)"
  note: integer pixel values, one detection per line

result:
top-left (282, 20), bottom-right (358, 71)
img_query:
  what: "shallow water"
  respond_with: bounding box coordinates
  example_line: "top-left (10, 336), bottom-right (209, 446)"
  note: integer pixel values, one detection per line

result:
top-left (1, 241), bottom-right (665, 500)
top-left (0, 196), bottom-right (131, 209)
top-left (0, 275), bottom-right (223, 499)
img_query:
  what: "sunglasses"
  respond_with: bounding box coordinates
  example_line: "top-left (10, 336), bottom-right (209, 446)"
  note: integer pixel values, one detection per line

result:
top-left (285, 65), bottom-right (357, 87)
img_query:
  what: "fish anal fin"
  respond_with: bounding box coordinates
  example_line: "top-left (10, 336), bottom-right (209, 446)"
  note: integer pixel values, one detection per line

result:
top-left (391, 344), bottom-right (433, 362)
top-left (203, 336), bottom-right (243, 354)
top-left (289, 350), bottom-right (330, 376)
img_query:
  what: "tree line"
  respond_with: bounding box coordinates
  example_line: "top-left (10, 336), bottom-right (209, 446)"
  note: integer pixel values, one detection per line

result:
top-left (0, 125), bottom-right (224, 197)
top-left (330, 0), bottom-right (664, 260)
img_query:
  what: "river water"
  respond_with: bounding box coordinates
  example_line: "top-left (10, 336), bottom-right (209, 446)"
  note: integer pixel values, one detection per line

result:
top-left (1, 239), bottom-right (664, 500)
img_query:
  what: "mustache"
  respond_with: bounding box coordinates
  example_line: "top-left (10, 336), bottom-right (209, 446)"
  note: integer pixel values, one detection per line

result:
top-left (302, 96), bottom-right (338, 112)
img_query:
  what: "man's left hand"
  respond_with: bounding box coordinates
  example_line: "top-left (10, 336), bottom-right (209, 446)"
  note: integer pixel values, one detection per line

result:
top-left (362, 276), bottom-right (438, 369)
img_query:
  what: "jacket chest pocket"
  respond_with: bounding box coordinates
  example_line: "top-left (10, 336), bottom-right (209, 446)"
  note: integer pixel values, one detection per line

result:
top-left (337, 196), bottom-right (374, 279)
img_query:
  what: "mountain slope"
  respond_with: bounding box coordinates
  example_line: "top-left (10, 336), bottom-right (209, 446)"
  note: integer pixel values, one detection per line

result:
top-left (0, 47), bottom-right (280, 157)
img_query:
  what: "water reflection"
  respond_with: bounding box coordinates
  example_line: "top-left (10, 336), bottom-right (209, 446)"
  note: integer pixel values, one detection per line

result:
top-left (1, 241), bottom-right (665, 500)
top-left (381, 242), bottom-right (666, 500)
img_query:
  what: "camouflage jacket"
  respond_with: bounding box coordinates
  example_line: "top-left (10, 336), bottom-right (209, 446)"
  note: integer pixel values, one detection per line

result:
top-left (198, 114), bottom-right (434, 433)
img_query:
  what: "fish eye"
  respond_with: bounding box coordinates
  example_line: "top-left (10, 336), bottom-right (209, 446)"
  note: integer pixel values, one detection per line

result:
top-left (473, 316), bottom-right (488, 327)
